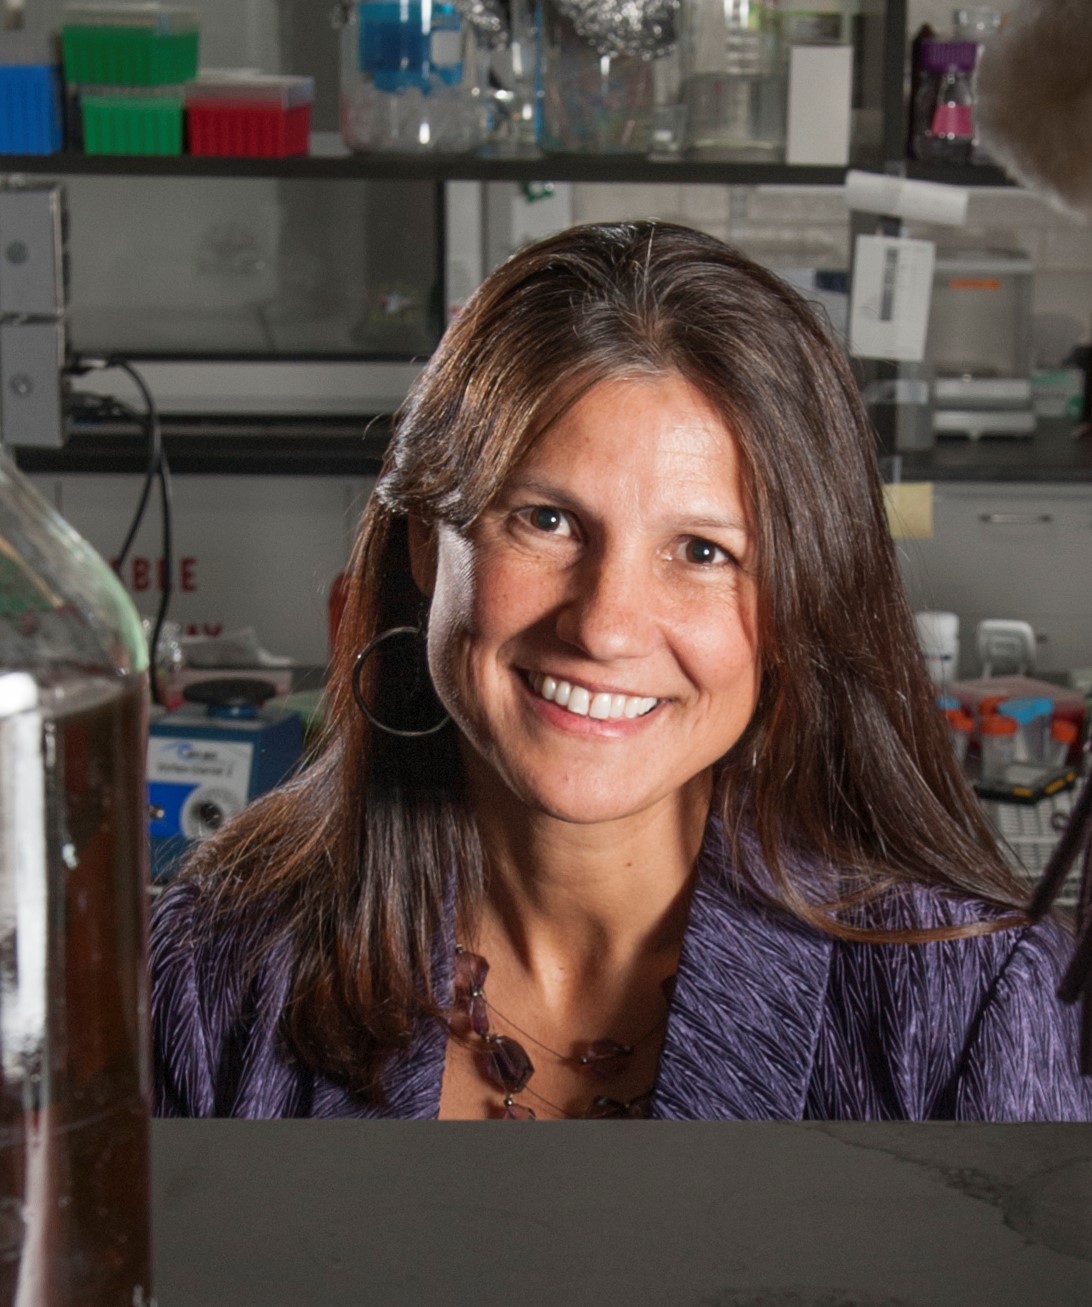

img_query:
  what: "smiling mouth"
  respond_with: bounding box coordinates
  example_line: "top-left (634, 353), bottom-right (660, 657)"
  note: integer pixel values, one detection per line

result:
top-left (526, 672), bottom-right (659, 721)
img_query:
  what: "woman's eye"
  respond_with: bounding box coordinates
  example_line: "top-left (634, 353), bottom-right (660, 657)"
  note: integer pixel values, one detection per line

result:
top-left (681, 537), bottom-right (732, 566)
top-left (522, 506), bottom-right (572, 536)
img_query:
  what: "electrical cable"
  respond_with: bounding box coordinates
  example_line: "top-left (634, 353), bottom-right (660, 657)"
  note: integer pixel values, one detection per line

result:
top-left (108, 359), bottom-right (163, 572)
top-left (150, 441), bottom-right (174, 709)
top-left (68, 354), bottom-right (173, 706)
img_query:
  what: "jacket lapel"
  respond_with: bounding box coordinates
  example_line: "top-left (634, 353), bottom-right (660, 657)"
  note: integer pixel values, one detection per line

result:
top-left (652, 826), bottom-right (833, 1120)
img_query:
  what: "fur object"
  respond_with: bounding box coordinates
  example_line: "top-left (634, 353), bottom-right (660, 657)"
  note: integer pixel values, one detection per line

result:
top-left (975, 0), bottom-right (1092, 219)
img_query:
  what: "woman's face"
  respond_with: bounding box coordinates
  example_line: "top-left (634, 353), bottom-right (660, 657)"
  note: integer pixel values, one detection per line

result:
top-left (411, 373), bottom-right (761, 830)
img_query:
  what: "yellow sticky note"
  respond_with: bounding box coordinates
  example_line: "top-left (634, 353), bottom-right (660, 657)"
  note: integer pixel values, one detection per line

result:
top-left (884, 482), bottom-right (933, 538)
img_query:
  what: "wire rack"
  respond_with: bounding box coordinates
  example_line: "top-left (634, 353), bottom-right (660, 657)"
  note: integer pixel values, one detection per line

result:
top-left (984, 785), bottom-right (1080, 908)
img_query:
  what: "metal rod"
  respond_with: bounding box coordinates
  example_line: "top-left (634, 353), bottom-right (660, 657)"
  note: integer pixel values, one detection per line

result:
top-left (1028, 772), bottom-right (1092, 920)
top-left (978, 513), bottom-right (1054, 525)
top-left (1059, 835), bottom-right (1092, 1005)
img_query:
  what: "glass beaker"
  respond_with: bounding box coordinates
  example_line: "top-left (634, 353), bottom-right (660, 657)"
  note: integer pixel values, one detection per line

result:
top-left (478, 0), bottom-right (539, 155)
top-left (0, 451), bottom-right (152, 1305)
top-left (537, 0), bottom-right (657, 154)
top-left (952, 6), bottom-right (1001, 163)
top-left (679, 0), bottom-right (787, 160)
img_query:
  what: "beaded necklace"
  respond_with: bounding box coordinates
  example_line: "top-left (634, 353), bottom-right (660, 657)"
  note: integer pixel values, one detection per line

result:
top-left (452, 945), bottom-right (674, 1120)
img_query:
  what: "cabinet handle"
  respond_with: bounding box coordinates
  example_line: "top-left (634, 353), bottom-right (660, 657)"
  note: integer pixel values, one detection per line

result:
top-left (978, 513), bottom-right (1054, 525)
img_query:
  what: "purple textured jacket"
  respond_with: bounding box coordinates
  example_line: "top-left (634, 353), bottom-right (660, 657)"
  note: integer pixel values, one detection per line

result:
top-left (151, 823), bottom-right (1092, 1120)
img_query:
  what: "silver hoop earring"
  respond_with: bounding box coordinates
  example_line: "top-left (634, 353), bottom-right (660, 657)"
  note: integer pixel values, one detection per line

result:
top-left (351, 625), bottom-right (451, 738)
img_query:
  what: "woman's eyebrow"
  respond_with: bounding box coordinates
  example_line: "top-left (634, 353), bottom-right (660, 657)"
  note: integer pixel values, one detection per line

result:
top-left (494, 474), bottom-right (581, 505)
top-left (675, 513), bottom-right (750, 536)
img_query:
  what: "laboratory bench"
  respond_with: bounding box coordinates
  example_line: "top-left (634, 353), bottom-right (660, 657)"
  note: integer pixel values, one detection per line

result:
top-left (151, 1119), bottom-right (1092, 1306)
top-left (894, 419), bottom-right (1092, 484)
top-left (14, 417), bottom-right (1092, 484)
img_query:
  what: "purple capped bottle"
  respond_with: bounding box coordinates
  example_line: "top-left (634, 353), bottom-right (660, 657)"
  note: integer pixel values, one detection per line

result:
top-left (911, 39), bottom-right (978, 165)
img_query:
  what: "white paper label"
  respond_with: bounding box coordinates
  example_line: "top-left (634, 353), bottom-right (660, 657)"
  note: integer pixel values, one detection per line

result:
top-left (844, 171), bottom-right (969, 227)
top-left (0, 687), bottom-right (46, 1080)
top-left (850, 235), bottom-right (936, 362)
top-left (430, 28), bottom-right (462, 69)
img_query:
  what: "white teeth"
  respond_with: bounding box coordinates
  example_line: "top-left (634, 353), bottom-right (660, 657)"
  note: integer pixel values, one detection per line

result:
top-left (589, 693), bottom-right (612, 720)
top-left (530, 674), bottom-right (658, 721)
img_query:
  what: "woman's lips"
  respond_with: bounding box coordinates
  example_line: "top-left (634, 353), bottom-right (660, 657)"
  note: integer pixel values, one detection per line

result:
top-left (526, 671), bottom-right (659, 721)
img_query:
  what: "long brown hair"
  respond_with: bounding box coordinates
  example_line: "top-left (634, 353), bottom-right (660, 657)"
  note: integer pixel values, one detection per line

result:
top-left (183, 221), bottom-right (1026, 1096)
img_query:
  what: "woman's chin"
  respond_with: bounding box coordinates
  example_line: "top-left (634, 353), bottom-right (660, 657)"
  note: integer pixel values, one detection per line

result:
top-left (471, 753), bottom-right (699, 831)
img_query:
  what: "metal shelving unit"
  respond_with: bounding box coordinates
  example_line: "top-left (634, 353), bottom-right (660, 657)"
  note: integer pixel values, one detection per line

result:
top-left (9, 0), bottom-right (1022, 479)
top-left (0, 0), bottom-right (911, 185)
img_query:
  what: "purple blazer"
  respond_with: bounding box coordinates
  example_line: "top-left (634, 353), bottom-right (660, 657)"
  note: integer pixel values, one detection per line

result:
top-left (151, 824), bottom-right (1092, 1120)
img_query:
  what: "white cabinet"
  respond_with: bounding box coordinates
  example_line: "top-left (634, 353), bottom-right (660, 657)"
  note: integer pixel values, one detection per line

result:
top-left (897, 483), bottom-right (1092, 677)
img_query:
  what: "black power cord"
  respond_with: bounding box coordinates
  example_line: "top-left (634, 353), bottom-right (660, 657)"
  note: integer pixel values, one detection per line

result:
top-left (67, 355), bottom-right (174, 707)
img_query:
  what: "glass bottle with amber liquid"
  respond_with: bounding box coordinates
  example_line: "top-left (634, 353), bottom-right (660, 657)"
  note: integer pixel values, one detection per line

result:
top-left (0, 451), bottom-right (151, 1305)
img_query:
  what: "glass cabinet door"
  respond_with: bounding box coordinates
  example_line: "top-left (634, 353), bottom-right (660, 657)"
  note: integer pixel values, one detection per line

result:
top-left (63, 175), bottom-right (443, 360)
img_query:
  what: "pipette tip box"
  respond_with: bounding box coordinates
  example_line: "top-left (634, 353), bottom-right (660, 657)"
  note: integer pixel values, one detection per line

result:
top-left (185, 73), bottom-right (313, 157)
top-left (61, 4), bottom-right (200, 87)
top-left (80, 84), bottom-right (183, 154)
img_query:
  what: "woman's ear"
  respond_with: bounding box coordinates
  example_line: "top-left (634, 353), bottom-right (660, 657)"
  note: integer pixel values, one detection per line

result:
top-left (407, 516), bottom-right (437, 598)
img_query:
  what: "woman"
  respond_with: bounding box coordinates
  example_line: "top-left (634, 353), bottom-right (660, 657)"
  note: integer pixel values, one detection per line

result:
top-left (152, 221), bottom-right (1092, 1120)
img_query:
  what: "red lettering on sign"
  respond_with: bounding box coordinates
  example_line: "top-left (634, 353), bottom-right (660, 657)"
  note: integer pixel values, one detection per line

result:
top-left (118, 556), bottom-right (200, 594)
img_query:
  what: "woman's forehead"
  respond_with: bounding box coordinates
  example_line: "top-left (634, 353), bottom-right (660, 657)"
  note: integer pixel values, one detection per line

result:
top-left (495, 375), bottom-right (749, 517)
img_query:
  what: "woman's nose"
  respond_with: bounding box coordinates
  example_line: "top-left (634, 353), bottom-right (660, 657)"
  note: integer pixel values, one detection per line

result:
top-left (554, 552), bottom-right (657, 660)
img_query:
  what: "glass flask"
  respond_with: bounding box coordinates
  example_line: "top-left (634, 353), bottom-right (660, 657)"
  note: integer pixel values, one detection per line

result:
top-left (0, 451), bottom-right (152, 1305)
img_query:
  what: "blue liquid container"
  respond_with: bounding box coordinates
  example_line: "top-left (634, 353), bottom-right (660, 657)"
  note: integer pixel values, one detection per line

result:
top-left (339, 0), bottom-right (480, 151)
top-left (359, 2), bottom-right (463, 92)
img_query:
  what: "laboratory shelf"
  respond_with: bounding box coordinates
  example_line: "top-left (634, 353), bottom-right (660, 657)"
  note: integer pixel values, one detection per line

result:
top-left (0, 143), bottom-right (868, 187)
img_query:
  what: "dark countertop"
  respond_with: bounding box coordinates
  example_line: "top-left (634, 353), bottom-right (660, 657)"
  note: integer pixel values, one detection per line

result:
top-left (15, 418), bottom-right (1092, 485)
top-left (152, 1120), bottom-right (1092, 1306)
top-left (894, 419), bottom-right (1092, 484)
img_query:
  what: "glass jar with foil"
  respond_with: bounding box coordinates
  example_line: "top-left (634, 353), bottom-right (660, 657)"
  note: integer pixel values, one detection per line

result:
top-left (679, 0), bottom-right (788, 159)
top-left (335, 0), bottom-right (485, 152)
top-left (538, 1), bottom-right (677, 154)
top-left (0, 450), bottom-right (152, 1305)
